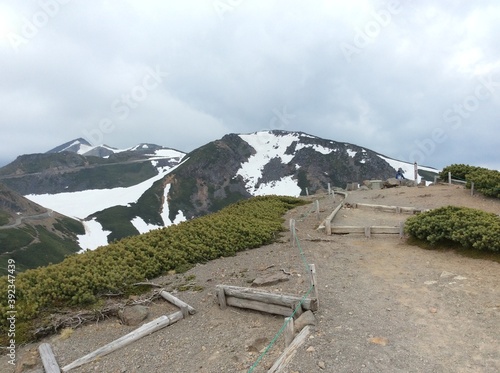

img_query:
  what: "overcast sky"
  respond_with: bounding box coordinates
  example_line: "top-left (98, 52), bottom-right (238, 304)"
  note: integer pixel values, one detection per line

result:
top-left (1, 0), bottom-right (499, 170)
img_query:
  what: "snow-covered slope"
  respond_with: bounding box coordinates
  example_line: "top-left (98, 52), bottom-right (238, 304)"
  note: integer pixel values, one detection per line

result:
top-left (26, 148), bottom-right (186, 250)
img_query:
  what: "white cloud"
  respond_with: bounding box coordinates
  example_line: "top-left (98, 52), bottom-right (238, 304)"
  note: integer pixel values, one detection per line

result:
top-left (0, 0), bottom-right (499, 170)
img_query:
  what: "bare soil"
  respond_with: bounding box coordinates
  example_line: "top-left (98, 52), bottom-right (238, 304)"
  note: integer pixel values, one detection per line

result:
top-left (3, 184), bottom-right (500, 373)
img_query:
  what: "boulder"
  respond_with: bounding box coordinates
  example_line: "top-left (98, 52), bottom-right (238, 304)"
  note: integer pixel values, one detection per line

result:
top-left (252, 272), bottom-right (289, 287)
top-left (118, 305), bottom-right (150, 326)
top-left (294, 310), bottom-right (316, 332)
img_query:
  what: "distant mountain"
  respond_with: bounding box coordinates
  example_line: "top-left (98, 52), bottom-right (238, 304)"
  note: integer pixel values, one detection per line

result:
top-left (0, 183), bottom-right (84, 275)
top-left (0, 130), bottom-right (439, 273)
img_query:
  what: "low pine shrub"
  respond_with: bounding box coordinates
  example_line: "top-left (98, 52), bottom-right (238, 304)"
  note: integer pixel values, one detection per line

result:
top-left (0, 195), bottom-right (306, 345)
top-left (405, 206), bottom-right (500, 252)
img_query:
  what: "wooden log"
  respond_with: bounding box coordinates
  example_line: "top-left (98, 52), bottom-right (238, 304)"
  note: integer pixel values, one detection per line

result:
top-left (330, 226), bottom-right (365, 234)
top-left (292, 301), bottom-right (303, 317)
top-left (324, 202), bottom-right (344, 235)
top-left (216, 285), bottom-right (227, 310)
top-left (159, 290), bottom-right (196, 315)
top-left (220, 285), bottom-right (318, 311)
top-left (370, 226), bottom-right (400, 234)
top-left (62, 312), bottom-right (183, 372)
top-left (284, 317), bottom-right (294, 347)
top-left (39, 343), bottom-right (61, 373)
top-left (225, 296), bottom-right (293, 317)
top-left (268, 325), bottom-right (311, 373)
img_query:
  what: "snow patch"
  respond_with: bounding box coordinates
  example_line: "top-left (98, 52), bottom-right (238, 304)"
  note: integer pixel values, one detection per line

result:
top-left (377, 155), bottom-right (439, 184)
top-left (131, 216), bottom-right (161, 234)
top-left (347, 149), bottom-right (357, 157)
top-left (77, 218), bottom-right (111, 252)
top-left (295, 143), bottom-right (333, 155)
top-left (237, 132), bottom-right (301, 194)
top-left (160, 184), bottom-right (187, 226)
top-left (254, 176), bottom-right (302, 197)
top-left (26, 168), bottom-right (173, 219)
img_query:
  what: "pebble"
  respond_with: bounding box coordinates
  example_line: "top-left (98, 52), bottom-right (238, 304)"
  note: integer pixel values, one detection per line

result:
top-left (318, 361), bottom-right (326, 369)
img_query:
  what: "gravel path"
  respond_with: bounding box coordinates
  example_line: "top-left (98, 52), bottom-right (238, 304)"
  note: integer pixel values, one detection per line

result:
top-left (4, 184), bottom-right (500, 372)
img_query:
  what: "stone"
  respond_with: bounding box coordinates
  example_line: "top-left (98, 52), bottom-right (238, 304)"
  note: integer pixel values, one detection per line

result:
top-left (368, 337), bottom-right (389, 346)
top-left (118, 305), bottom-right (150, 326)
top-left (251, 272), bottom-right (289, 287)
top-left (384, 178), bottom-right (401, 188)
top-left (318, 361), bottom-right (326, 369)
top-left (294, 310), bottom-right (317, 332)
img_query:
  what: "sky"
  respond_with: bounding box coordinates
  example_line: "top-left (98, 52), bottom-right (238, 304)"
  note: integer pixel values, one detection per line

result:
top-left (0, 0), bottom-right (499, 170)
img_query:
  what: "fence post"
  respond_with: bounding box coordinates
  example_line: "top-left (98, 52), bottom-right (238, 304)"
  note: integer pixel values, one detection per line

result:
top-left (309, 264), bottom-right (319, 308)
top-left (399, 221), bottom-right (404, 238)
top-left (315, 200), bottom-right (320, 220)
top-left (448, 171), bottom-right (452, 185)
top-left (289, 219), bottom-right (296, 247)
top-left (471, 182), bottom-right (474, 196)
top-left (284, 317), bottom-right (294, 347)
top-left (305, 187), bottom-right (309, 196)
top-left (328, 183), bottom-right (331, 195)
top-left (434, 175), bottom-right (438, 184)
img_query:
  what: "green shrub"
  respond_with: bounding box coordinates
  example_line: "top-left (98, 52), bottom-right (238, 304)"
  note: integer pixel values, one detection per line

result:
top-left (0, 195), bottom-right (306, 345)
top-left (405, 206), bottom-right (500, 252)
top-left (440, 164), bottom-right (500, 198)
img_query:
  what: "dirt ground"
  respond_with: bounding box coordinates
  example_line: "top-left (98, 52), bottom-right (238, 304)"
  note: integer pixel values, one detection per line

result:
top-left (3, 183), bottom-right (500, 373)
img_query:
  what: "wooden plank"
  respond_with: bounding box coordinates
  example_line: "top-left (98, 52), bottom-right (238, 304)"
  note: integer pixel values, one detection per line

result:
top-left (220, 285), bottom-right (317, 311)
top-left (268, 325), bottom-right (311, 373)
top-left (216, 285), bottom-right (227, 310)
top-left (225, 296), bottom-right (293, 317)
top-left (39, 343), bottom-right (61, 373)
top-left (370, 226), bottom-right (400, 234)
top-left (331, 226), bottom-right (365, 234)
top-left (159, 290), bottom-right (196, 315)
top-left (62, 312), bottom-right (183, 372)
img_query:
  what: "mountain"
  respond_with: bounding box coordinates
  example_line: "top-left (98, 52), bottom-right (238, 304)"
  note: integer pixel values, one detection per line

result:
top-left (0, 183), bottom-right (85, 275)
top-left (0, 130), bottom-right (439, 272)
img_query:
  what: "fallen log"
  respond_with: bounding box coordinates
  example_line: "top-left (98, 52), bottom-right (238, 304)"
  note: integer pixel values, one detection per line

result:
top-left (218, 285), bottom-right (317, 311)
top-left (268, 325), bottom-right (311, 372)
top-left (39, 343), bottom-right (61, 373)
top-left (62, 312), bottom-right (183, 372)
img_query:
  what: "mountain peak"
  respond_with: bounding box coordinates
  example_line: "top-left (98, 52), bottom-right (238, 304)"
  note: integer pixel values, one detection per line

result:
top-left (46, 138), bottom-right (92, 154)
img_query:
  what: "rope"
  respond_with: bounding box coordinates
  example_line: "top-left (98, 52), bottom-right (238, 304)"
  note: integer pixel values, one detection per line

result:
top-left (247, 220), bottom-right (315, 372)
top-left (247, 285), bottom-right (315, 373)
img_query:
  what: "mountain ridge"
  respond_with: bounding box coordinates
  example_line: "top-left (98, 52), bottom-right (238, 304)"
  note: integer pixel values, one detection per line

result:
top-left (0, 130), bottom-right (439, 272)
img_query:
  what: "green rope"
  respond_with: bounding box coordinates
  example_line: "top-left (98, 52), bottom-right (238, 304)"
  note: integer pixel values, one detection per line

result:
top-left (247, 285), bottom-right (315, 373)
top-left (247, 221), bottom-right (316, 372)
top-left (295, 234), bottom-right (311, 275)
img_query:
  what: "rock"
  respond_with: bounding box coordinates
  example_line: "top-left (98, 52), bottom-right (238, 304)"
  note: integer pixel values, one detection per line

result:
top-left (251, 272), bottom-right (289, 287)
top-left (384, 178), bottom-right (401, 188)
top-left (294, 310), bottom-right (317, 332)
top-left (306, 346), bottom-right (315, 352)
top-left (368, 337), bottom-right (389, 346)
top-left (118, 305), bottom-right (150, 326)
top-left (245, 337), bottom-right (268, 353)
top-left (318, 361), bottom-right (326, 369)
